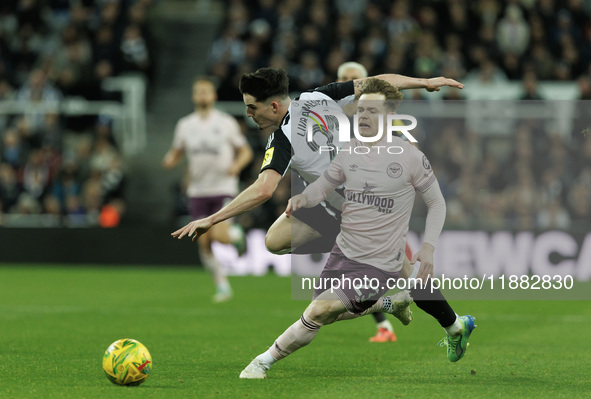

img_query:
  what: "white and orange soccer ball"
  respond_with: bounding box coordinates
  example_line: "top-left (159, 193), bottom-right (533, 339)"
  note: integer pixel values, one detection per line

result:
top-left (102, 338), bottom-right (152, 386)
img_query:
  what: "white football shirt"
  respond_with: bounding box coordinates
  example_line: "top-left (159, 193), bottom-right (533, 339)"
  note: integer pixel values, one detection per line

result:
top-left (172, 109), bottom-right (246, 197)
top-left (323, 136), bottom-right (436, 271)
top-left (260, 81), bottom-right (356, 215)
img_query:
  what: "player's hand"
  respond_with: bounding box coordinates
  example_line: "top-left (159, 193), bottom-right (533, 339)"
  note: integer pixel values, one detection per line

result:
top-left (410, 243), bottom-right (435, 282)
top-left (425, 77), bottom-right (464, 92)
top-left (171, 217), bottom-right (213, 242)
top-left (285, 194), bottom-right (308, 218)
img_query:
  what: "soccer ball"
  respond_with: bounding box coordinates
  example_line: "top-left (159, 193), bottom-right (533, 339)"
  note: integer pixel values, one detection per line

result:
top-left (102, 338), bottom-right (152, 386)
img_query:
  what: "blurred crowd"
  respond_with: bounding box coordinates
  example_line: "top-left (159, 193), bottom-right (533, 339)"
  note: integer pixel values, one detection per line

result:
top-left (205, 0), bottom-right (591, 232)
top-left (208, 105), bottom-right (591, 234)
top-left (0, 0), bottom-right (155, 226)
top-left (2, 0), bottom-right (590, 231)
top-left (209, 0), bottom-right (591, 98)
top-left (414, 111), bottom-right (591, 232)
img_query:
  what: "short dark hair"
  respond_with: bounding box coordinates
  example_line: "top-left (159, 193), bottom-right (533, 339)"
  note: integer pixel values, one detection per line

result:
top-left (358, 78), bottom-right (403, 112)
top-left (239, 67), bottom-right (289, 102)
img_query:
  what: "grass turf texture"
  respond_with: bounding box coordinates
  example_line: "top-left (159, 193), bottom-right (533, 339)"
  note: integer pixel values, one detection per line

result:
top-left (0, 265), bottom-right (590, 399)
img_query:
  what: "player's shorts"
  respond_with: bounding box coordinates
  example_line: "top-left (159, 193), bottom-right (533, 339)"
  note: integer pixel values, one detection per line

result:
top-left (313, 244), bottom-right (401, 315)
top-left (189, 195), bottom-right (233, 219)
top-left (292, 203), bottom-right (341, 240)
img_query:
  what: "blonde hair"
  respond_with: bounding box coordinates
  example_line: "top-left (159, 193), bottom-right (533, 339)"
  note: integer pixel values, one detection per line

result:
top-left (337, 62), bottom-right (368, 80)
top-left (358, 78), bottom-right (403, 112)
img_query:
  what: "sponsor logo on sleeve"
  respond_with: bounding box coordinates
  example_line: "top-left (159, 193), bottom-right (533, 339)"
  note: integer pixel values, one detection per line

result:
top-left (422, 155), bottom-right (431, 170)
top-left (261, 147), bottom-right (274, 169)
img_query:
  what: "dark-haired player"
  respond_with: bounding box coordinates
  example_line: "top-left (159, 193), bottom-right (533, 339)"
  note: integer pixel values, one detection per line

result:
top-left (239, 78), bottom-right (474, 378)
top-left (172, 68), bottom-right (469, 365)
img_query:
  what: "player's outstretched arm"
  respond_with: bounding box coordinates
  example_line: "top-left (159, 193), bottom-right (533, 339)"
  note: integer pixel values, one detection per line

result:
top-left (353, 75), bottom-right (464, 95)
top-left (284, 172), bottom-right (341, 219)
top-left (285, 194), bottom-right (308, 218)
top-left (162, 148), bottom-right (183, 169)
top-left (171, 169), bottom-right (282, 241)
top-left (411, 181), bottom-right (446, 281)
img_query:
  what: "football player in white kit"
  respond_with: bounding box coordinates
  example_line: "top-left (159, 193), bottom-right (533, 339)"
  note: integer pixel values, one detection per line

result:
top-left (171, 69), bottom-right (472, 363)
top-left (336, 61), bottom-right (411, 343)
top-left (163, 77), bottom-right (253, 303)
top-left (238, 78), bottom-right (475, 378)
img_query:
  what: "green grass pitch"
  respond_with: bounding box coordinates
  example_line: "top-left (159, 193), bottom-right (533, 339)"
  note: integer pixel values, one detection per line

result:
top-left (1, 265), bottom-right (590, 399)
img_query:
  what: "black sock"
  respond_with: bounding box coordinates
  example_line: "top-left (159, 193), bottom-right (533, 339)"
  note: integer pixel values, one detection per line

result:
top-left (410, 282), bottom-right (457, 328)
top-left (372, 312), bottom-right (387, 323)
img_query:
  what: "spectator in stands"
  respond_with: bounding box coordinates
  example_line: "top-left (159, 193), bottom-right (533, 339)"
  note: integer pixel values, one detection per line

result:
top-left (0, 162), bottom-right (21, 213)
top-left (209, 27), bottom-right (245, 66)
top-left (293, 51), bottom-right (324, 92)
top-left (520, 71), bottom-right (543, 100)
top-left (51, 157), bottom-right (81, 210)
top-left (537, 199), bottom-right (572, 230)
top-left (496, 4), bottom-right (530, 57)
top-left (118, 24), bottom-right (152, 80)
top-left (16, 68), bottom-right (61, 104)
top-left (22, 148), bottom-right (49, 200)
top-left (2, 128), bottom-right (27, 168)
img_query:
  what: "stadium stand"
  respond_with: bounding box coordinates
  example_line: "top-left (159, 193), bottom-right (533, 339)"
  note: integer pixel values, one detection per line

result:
top-left (0, 0), bottom-right (155, 226)
top-left (203, 0), bottom-right (591, 233)
top-left (1, 0), bottom-right (589, 234)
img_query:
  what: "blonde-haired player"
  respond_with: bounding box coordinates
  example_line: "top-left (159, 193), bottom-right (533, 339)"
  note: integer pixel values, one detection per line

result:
top-left (337, 62), bottom-right (413, 343)
top-left (239, 79), bottom-right (475, 378)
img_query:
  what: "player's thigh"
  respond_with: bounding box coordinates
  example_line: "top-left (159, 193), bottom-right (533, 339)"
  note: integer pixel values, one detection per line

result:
top-left (197, 231), bottom-right (213, 253)
top-left (265, 213), bottom-right (322, 253)
top-left (208, 219), bottom-right (232, 243)
top-left (190, 195), bottom-right (233, 244)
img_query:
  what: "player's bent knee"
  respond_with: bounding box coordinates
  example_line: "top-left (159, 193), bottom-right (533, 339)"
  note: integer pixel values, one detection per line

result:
top-left (304, 300), bottom-right (342, 325)
top-left (264, 232), bottom-right (290, 254)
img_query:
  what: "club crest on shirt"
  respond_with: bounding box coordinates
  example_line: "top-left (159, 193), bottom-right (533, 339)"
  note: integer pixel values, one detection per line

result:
top-left (386, 162), bottom-right (403, 178)
top-left (422, 155), bottom-right (431, 170)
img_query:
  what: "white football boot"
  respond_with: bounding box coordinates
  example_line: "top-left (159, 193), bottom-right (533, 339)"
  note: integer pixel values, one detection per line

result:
top-left (239, 358), bottom-right (268, 379)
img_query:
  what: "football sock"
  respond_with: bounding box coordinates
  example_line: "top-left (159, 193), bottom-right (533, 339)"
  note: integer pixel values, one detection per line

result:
top-left (255, 350), bottom-right (277, 369)
top-left (227, 224), bottom-right (243, 243)
top-left (411, 282), bottom-right (457, 328)
top-left (333, 298), bottom-right (386, 322)
top-left (373, 312), bottom-right (387, 323)
top-left (381, 296), bottom-right (393, 313)
top-left (200, 251), bottom-right (231, 290)
top-left (269, 314), bottom-right (321, 361)
top-left (444, 315), bottom-right (462, 336)
top-left (376, 320), bottom-right (394, 332)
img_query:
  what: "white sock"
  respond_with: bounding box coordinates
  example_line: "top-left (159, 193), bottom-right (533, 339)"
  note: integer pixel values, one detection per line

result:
top-left (444, 315), bottom-right (462, 336)
top-left (201, 252), bottom-right (231, 290)
top-left (255, 349), bottom-right (277, 369)
top-left (217, 280), bottom-right (232, 294)
top-left (227, 225), bottom-right (243, 243)
top-left (377, 320), bottom-right (393, 332)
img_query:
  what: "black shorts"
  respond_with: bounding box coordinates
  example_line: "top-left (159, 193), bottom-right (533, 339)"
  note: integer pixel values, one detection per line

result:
top-left (289, 170), bottom-right (342, 252)
top-left (291, 203), bottom-right (341, 240)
